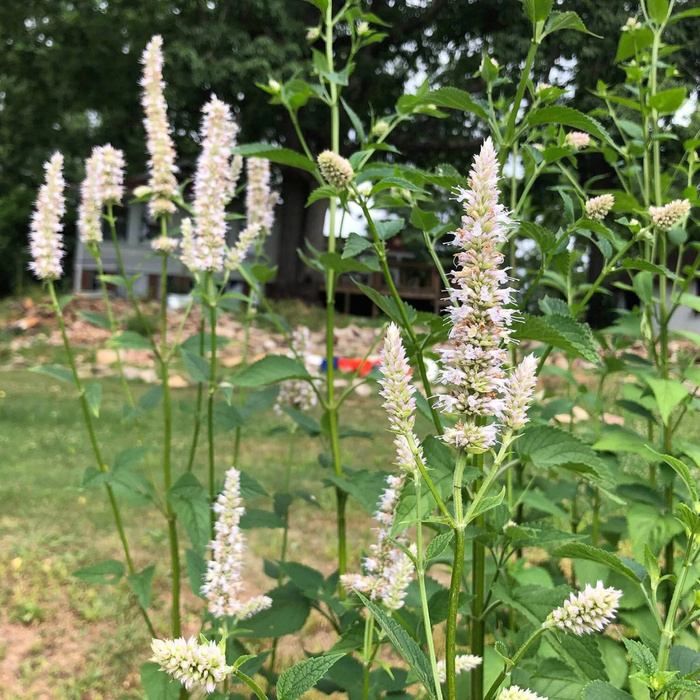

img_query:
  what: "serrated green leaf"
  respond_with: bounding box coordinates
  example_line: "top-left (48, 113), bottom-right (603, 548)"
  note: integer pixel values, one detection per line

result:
top-left (425, 531), bottom-right (454, 561)
top-left (356, 593), bottom-right (436, 698)
top-left (553, 543), bottom-right (643, 582)
top-left (650, 87), bottom-right (687, 114)
top-left (518, 425), bottom-right (609, 481)
top-left (140, 662), bottom-right (181, 700)
top-left (581, 681), bottom-right (634, 699)
top-left (645, 447), bottom-right (698, 502)
top-left (342, 232), bottom-right (372, 258)
top-left (277, 654), bottom-right (344, 700)
top-left (543, 11), bottom-right (600, 38)
top-left (79, 311), bottom-right (111, 329)
top-left (74, 559), bottom-right (125, 585)
top-left (138, 385), bottom-right (163, 411)
top-left (527, 105), bottom-right (613, 146)
top-left (180, 349), bottom-right (210, 383)
top-left (643, 376), bottom-right (688, 425)
top-left (513, 313), bottom-right (599, 363)
top-left (622, 637), bottom-right (657, 676)
top-left (109, 331), bottom-right (151, 350)
top-left (231, 355), bottom-right (311, 387)
top-left (307, 185), bottom-right (338, 206)
top-left (127, 565), bottom-right (156, 609)
top-left (245, 583), bottom-right (311, 637)
top-left (29, 364), bottom-right (74, 383)
top-left (169, 473), bottom-right (210, 554)
top-left (84, 383), bottom-right (102, 418)
top-left (233, 143), bottom-right (316, 173)
top-left (185, 548), bottom-right (207, 598)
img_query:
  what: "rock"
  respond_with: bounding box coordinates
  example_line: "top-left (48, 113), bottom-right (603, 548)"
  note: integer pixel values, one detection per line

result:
top-left (168, 374), bottom-right (188, 389)
top-left (602, 413), bottom-right (625, 426)
top-left (354, 382), bottom-right (372, 397)
top-left (220, 354), bottom-right (243, 368)
top-left (96, 349), bottom-right (118, 365)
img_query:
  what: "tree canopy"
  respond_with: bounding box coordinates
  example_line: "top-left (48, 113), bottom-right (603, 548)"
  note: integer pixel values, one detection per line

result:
top-left (1, 0), bottom-right (698, 295)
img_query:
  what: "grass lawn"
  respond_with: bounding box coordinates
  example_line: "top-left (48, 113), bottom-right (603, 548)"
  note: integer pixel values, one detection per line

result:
top-left (0, 367), bottom-right (403, 699)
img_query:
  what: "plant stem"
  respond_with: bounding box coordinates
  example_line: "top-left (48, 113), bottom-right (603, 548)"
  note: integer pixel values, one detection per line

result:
top-left (362, 611), bottom-right (375, 700)
top-left (48, 282), bottom-right (156, 637)
top-left (445, 451), bottom-right (468, 700)
top-left (206, 273), bottom-right (218, 531)
top-left (357, 196), bottom-right (442, 434)
top-left (105, 205), bottom-right (158, 354)
top-left (92, 247), bottom-right (138, 416)
top-left (232, 669), bottom-right (270, 700)
top-left (267, 431), bottom-right (297, 684)
top-left (159, 250), bottom-right (181, 639)
top-left (657, 534), bottom-right (695, 672)
top-left (415, 476), bottom-right (444, 700)
top-left (503, 42), bottom-right (538, 150)
top-left (470, 451), bottom-right (486, 700)
top-left (186, 315), bottom-right (205, 472)
top-left (323, 0), bottom-right (347, 583)
top-left (233, 277), bottom-right (256, 466)
top-left (484, 627), bottom-right (546, 700)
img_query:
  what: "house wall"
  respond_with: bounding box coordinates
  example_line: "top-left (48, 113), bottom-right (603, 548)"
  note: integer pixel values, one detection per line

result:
top-left (73, 200), bottom-right (281, 298)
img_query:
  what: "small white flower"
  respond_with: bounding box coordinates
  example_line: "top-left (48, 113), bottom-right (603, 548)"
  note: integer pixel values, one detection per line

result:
top-left (436, 654), bottom-right (482, 683)
top-left (649, 199), bottom-right (691, 232)
top-left (318, 150), bottom-right (354, 190)
top-left (340, 472), bottom-right (414, 609)
top-left (246, 157), bottom-right (279, 237)
top-left (585, 194), bottom-right (615, 222)
top-left (498, 686), bottom-right (548, 700)
top-left (500, 354), bottom-right (538, 431)
top-left (564, 132), bottom-right (590, 150)
top-left (548, 580), bottom-right (622, 636)
top-left (151, 637), bottom-right (231, 694)
top-left (150, 236), bottom-right (180, 254)
top-left (275, 326), bottom-right (318, 414)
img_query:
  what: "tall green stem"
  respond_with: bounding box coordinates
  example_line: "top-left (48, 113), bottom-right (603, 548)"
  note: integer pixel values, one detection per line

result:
top-left (657, 535), bottom-right (694, 672)
top-left (92, 248), bottom-right (138, 416)
top-left (186, 316), bottom-right (205, 472)
top-left (484, 627), bottom-right (546, 700)
top-left (415, 476), bottom-right (444, 700)
top-left (206, 273), bottom-right (219, 532)
top-left (323, 1), bottom-right (347, 581)
top-left (358, 196), bottom-right (443, 434)
top-left (48, 282), bottom-right (156, 637)
top-left (445, 451), bottom-right (468, 700)
top-left (470, 451), bottom-right (486, 700)
top-left (233, 281), bottom-right (256, 466)
top-left (159, 250), bottom-right (181, 638)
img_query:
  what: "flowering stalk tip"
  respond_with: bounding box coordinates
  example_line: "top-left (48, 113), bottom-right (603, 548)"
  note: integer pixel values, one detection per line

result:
top-left (78, 145), bottom-right (126, 246)
top-left (437, 137), bottom-right (514, 453)
top-left (585, 193), bottom-right (614, 222)
top-left (202, 467), bottom-right (272, 619)
top-left (151, 637), bottom-right (231, 693)
top-left (340, 472), bottom-right (414, 610)
top-left (649, 199), bottom-right (691, 231)
top-left (548, 580), bottom-right (622, 635)
top-left (318, 150), bottom-right (354, 190)
top-left (29, 152), bottom-right (66, 281)
top-left (140, 35), bottom-right (179, 217)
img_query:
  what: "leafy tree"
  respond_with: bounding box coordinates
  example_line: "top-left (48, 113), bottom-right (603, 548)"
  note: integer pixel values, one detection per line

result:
top-left (0, 0), bottom-right (697, 296)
